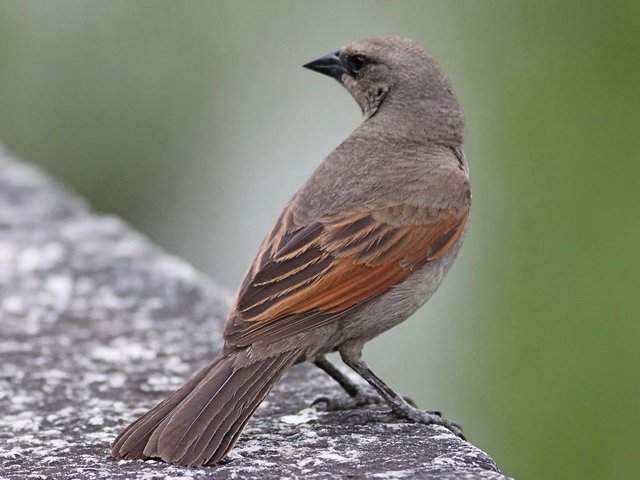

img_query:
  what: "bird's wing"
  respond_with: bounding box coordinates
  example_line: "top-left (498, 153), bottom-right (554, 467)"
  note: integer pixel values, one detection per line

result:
top-left (224, 202), bottom-right (469, 347)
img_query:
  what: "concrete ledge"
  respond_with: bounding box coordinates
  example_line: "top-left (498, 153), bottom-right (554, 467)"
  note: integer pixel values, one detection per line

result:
top-left (0, 146), bottom-right (508, 479)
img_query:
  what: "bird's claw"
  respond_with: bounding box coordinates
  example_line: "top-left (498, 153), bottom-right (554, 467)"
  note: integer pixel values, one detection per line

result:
top-left (322, 405), bottom-right (465, 440)
top-left (395, 406), bottom-right (466, 440)
top-left (312, 391), bottom-right (417, 411)
top-left (312, 394), bottom-right (374, 411)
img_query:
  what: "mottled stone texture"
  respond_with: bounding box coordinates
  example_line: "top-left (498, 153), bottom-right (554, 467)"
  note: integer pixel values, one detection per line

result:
top-left (0, 147), bottom-right (509, 479)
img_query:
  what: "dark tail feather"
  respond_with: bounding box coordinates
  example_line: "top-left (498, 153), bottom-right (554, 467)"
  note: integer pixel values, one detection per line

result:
top-left (111, 358), bottom-right (215, 459)
top-left (112, 349), bottom-right (299, 466)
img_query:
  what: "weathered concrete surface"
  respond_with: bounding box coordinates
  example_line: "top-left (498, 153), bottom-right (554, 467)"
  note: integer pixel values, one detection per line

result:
top-left (0, 146), bottom-right (509, 479)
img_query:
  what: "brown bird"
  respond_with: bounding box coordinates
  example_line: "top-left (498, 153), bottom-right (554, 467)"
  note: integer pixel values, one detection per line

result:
top-left (112, 36), bottom-right (471, 467)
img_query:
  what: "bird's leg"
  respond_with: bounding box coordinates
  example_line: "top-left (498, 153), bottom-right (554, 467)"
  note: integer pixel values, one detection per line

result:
top-left (339, 349), bottom-right (465, 439)
top-left (312, 354), bottom-right (416, 410)
top-left (312, 355), bottom-right (388, 410)
top-left (313, 355), bottom-right (360, 396)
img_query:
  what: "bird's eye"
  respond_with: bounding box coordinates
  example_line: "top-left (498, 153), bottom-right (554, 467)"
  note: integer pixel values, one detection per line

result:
top-left (347, 55), bottom-right (368, 76)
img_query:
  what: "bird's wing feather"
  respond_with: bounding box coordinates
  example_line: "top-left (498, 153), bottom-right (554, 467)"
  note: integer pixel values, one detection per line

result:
top-left (224, 202), bottom-right (468, 347)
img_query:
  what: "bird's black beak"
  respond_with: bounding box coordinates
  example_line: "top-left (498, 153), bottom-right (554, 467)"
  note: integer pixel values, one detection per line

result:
top-left (303, 51), bottom-right (346, 81)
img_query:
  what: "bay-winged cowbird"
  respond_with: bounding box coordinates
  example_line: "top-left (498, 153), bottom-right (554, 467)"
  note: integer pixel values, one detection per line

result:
top-left (112, 36), bottom-right (471, 467)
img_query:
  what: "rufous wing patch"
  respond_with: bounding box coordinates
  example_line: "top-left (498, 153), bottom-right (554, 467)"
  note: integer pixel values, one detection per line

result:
top-left (225, 203), bottom-right (468, 346)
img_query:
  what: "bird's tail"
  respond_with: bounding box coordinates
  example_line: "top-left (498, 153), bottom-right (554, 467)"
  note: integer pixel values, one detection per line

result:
top-left (111, 349), bottom-right (300, 466)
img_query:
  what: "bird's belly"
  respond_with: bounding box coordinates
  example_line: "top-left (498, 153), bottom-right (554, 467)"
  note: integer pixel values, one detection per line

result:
top-left (329, 241), bottom-right (463, 348)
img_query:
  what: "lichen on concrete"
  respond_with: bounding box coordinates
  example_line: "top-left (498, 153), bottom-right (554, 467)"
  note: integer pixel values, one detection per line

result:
top-left (0, 147), bottom-right (510, 479)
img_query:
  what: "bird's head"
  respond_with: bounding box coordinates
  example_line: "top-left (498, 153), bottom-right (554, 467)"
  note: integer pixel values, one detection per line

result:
top-left (304, 36), bottom-right (464, 145)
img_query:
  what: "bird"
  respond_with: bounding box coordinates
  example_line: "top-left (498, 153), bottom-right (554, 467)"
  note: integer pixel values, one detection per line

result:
top-left (112, 35), bottom-right (471, 467)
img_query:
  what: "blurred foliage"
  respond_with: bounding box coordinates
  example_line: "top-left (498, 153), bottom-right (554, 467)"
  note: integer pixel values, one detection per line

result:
top-left (1, 1), bottom-right (638, 479)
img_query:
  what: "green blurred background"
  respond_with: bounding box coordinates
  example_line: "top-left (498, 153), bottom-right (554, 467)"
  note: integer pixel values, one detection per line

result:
top-left (1, 1), bottom-right (638, 478)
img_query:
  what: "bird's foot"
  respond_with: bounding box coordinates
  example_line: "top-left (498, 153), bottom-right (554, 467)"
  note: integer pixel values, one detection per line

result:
top-left (312, 389), bottom-right (417, 411)
top-left (331, 405), bottom-right (465, 440)
top-left (394, 404), bottom-right (465, 439)
top-left (312, 390), bottom-right (382, 411)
